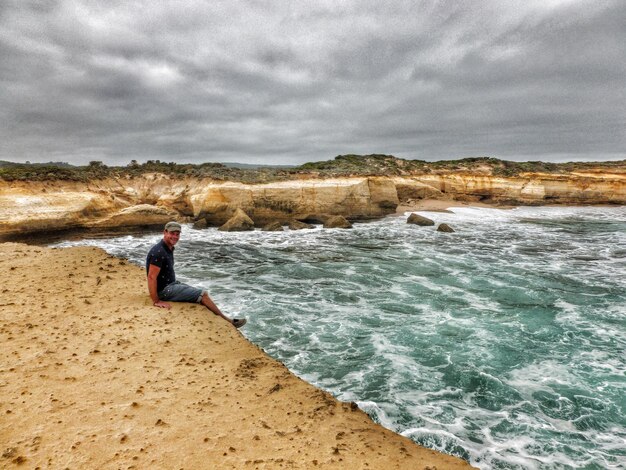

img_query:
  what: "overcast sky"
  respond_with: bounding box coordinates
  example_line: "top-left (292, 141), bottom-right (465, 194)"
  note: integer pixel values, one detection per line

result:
top-left (1, 0), bottom-right (624, 165)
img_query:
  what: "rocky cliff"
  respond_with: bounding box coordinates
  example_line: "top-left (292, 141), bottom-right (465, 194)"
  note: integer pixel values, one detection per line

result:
top-left (0, 176), bottom-right (398, 238)
top-left (1, 170), bottom-right (624, 238)
top-left (394, 170), bottom-right (626, 205)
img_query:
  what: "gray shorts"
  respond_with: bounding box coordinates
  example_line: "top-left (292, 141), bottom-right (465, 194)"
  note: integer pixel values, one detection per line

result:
top-left (158, 281), bottom-right (206, 303)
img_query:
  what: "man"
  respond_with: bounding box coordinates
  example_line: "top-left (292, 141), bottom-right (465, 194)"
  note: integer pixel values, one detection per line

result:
top-left (146, 221), bottom-right (247, 328)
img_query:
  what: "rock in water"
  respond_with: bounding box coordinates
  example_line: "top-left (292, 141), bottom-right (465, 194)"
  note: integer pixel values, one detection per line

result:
top-left (323, 215), bottom-right (353, 229)
top-left (298, 214), bottom-right (328, 225)
top-left (407, 213), bottom-right (435, 226)
top-left (437, 223), bottom-right (455, 233)
top-left (193, 218), bottom-right (208, 229)
top-left (288, 220), bottom-right (314, 230)
top-left (262, 221), bottom-right (284, 232)
top-left (218, 208), bottom-right (254, 232)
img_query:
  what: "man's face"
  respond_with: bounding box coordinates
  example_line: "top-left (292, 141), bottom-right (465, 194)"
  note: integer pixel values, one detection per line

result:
top-left (163, 229), bottom-right (180, 248)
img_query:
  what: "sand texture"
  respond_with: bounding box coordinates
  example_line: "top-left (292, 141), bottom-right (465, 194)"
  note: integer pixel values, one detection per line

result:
top-left (0, 243), bottom-right (473, 469)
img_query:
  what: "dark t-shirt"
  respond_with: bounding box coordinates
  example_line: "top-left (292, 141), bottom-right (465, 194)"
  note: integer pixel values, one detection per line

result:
top-left (146, 240), bottom-right (176, 293)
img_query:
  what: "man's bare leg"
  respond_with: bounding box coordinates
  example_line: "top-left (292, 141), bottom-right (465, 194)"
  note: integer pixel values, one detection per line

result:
top-left (200, 292), bottom-right (244, 327)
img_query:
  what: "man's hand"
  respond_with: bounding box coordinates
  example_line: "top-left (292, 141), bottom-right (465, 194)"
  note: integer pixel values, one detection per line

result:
top-left (153, 300), bottom-right (171, 309)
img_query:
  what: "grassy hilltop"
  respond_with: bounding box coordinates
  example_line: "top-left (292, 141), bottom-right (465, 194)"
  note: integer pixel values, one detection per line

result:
top-left (1, 155), bottom-right (624, 183)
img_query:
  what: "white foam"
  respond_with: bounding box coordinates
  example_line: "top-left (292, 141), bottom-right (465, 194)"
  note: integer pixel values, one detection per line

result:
top-left (401, 426), bottom-right (461, 441)
top-left (554, 299), bottom-right (580, 324)
top-left (356, 401), bottom-right (395, 428)
top-left (507, 361), bottom-right (578, 398)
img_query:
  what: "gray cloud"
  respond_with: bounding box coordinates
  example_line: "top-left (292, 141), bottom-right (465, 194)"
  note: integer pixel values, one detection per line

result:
top-left (0, 0), bottom-right (624, 165)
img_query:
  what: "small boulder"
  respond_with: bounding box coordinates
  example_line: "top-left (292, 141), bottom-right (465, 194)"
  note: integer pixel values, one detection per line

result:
top-left (323, 215), bottom-right (353, 229)
top-left (261, 221), bottom-right (284, 232)
top-left (288, 220), bottom-right (314, 230)
top-left (437, 223), bottom-right (455, 233)
top-left (407, 213), bottom-right (435, 226)
top-left (218, 208), bottom-right (254, 232)
top-left (298, 214), bottom-right (328, 224)
top-left (193, 218), bottom-right (208, 229)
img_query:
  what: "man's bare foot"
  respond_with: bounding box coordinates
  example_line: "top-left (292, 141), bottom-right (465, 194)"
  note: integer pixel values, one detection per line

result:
top-left (232, 318), bottom-right (247, 328)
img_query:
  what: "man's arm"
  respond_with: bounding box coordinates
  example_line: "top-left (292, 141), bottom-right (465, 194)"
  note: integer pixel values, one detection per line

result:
top-left (147, 264), bottom-right (171, 309)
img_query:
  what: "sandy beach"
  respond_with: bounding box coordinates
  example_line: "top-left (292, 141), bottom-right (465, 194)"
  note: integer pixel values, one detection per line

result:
top-left (0, 242), bottom-right (473, 469)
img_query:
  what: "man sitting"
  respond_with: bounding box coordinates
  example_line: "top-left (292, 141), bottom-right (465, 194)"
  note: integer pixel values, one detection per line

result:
top-left (146, 221), bottom-right (246, 328)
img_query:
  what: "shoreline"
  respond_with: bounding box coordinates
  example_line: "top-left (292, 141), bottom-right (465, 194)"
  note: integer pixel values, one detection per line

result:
top-left (0, 242), bottom-right (473, 469)
top-left (0, 198), bottom-right (494, 245)
top-left (394, 198), bottom-right (515, 214)
top-left (8, 199), bottom-right (621, 247)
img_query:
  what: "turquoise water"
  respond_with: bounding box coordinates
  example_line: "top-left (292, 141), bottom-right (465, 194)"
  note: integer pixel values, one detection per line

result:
top-left (55, 206), bottom-right (626, 469)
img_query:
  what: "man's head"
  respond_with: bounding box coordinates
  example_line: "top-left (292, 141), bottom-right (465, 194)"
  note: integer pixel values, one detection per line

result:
top-left (163, 221), bottom-right (181, 248)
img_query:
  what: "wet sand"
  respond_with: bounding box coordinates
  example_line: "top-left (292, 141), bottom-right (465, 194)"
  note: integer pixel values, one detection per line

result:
top-left (0, 243), bottom-right (473, 469)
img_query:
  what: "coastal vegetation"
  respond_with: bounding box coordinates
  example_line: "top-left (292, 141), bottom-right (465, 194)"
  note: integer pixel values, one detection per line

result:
top-left (0, 155), bottom-right (624, 182)
top-left (298, 154), bottom-right (626, 177)
top-left (0, 159), bottom-right (277, 183)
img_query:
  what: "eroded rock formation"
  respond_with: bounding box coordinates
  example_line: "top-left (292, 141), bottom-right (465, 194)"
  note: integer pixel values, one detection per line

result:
top-left (406, 172), bottom-right (626, 205)
top-left (0, 170), bottom-right (624, 238)
top-left (407, 213), bottom-right (435, 226)
top-left (323, 215), bottom-right (353, 229)
top-left (437, 223), bottom-right (455, 233)
top-left (219, 208), bottom-right (255, 232)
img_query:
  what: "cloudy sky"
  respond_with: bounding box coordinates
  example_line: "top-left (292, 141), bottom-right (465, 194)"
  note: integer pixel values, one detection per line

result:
top-left (1, 0), bottom-right (624, 165)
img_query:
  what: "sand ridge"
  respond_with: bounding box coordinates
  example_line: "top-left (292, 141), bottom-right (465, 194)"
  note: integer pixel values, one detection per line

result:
top-left (0, 243), bottom-right (473, 469)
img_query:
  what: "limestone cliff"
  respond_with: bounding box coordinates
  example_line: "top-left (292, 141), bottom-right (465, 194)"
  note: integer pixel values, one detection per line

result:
top-left (394, 171), bottom-right (626, 205)
top-left (0, 176), bottom-right (398, 238)
top-left (0, 171), bottom-right (624, 238)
